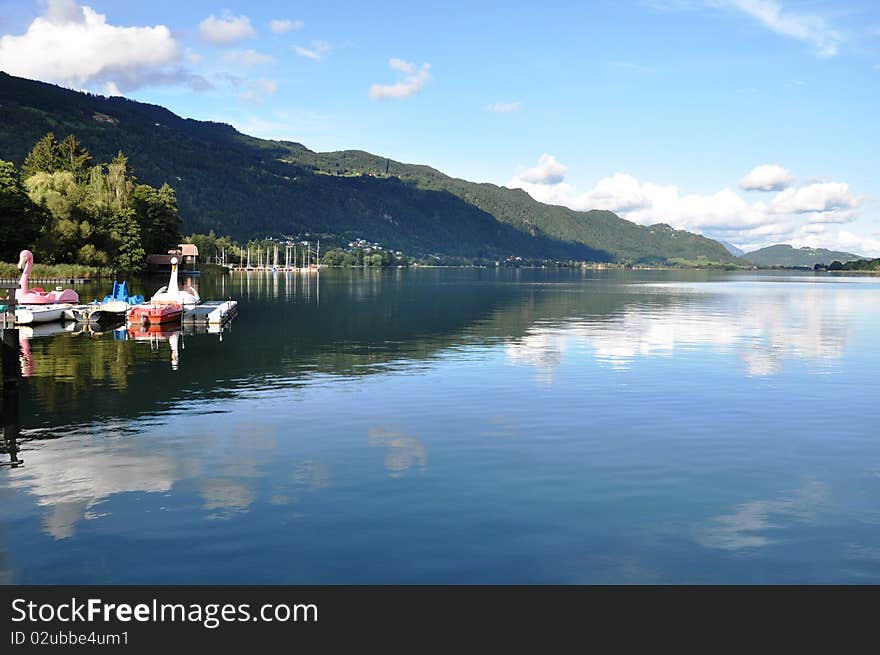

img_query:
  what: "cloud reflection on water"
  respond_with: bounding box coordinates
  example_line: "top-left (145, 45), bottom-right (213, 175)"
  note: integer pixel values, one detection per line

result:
top-left (697, 481), bottom-right (827, 551)
top-left (369, 426), bottom-right (427, 478)
top-left (506, 282), bottom-right (869, 378)
top-left (4, 440), bottom-right (177, 539)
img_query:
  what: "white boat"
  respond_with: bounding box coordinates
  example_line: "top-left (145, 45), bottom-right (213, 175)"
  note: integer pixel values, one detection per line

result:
top-left (66, 299), bottom-right (129, 323)
top-left (15, 304), bottom-right (71, 325)
top-left (151, 257), bottom-right (200, 306)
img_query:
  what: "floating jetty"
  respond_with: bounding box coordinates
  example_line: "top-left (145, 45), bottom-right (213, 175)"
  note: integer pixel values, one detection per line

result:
top-left (182, 300), bottom-right (238, 326)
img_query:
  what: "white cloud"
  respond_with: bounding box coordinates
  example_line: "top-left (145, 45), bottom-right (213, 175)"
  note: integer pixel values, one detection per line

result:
top-left (771, 182), bottom-right (861, 220)
top-left (505, 154), bottom-right (876, 255)
top-left (369, 59), bottom-right (431, 100)
top-left (0, 1), bottom-right (202, 93)
top-left (269, 19), bottom-right (303, 35)
top-left (239, 77), bottom-right (278, 104)
top-left (716, 0), bottom-right (840, 56)
top-left (794, 230), bottom-right (880, 257)
top-left (389, 58), bottom-right (415, 74)
top-left (198, 11), bottom-right (256, 45)
top-left (739, 164), bottom-right (794, 191)
top-left (485, 101), bottom-right (521, 113)
top-left (221, 49), bottom-right (275, 67)
top-left (292, 41), bottom-right (333, 60)
top-left (512, 154), bottom-right (568, 185)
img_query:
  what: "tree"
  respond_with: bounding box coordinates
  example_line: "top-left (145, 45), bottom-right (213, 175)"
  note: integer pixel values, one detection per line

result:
top-left (106, 152), bottom-right (134, 210)
top-left (24, 170), bottom-right (93, 263)
top-left (11, 133), bottom-right (185, 270)
top-left (109, 208), bottom-right (145, 271)
top-left (134, 183), bottom-right (181, 255)
top-left (56, 135), bottom-right (93, 181)
top-left (0, 159), bottom-right (45, 261)
top-left (22, 133), bottom-right (62, 178)
top-left (322, 248), bottom-right (346, 266)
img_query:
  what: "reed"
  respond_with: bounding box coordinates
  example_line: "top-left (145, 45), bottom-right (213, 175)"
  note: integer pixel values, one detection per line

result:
top-left (0, 261), bottom-right (112, 279)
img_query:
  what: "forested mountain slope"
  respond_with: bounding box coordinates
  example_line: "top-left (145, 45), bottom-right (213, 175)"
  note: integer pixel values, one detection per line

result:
top-left (0, 72), bottom-right (737, 264)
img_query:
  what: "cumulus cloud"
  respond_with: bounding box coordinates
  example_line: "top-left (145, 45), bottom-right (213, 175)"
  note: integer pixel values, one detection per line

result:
top-left (739, 164), bottom-right (794, 191)
top-left (369, 59), bottom-right (431, 100)
top-left (0, 0), bottom-right (205, 93)
top-left (269, 19), bottom-right (303, 35)
top-left (292, 41), bottom-right (333, 60)
top-left (198, 11), bottom-right (256, 45)
top-left (795, 230), bottom-right (880, 257)
top-left (505, 154), bottom-right (875, 255)
top-left (485, 101), bottom-right (521, 113)
top-left (512, 154), bottom-right (568, 186)
top-left (771, 182), bottom-right (861, 222)
top-left (221, 49), bottom-right (275, 67)
top-left (715, 0), bottom-right (840, 57)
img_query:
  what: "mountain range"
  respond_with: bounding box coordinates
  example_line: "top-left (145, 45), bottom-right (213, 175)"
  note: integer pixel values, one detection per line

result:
top-left (0, 72), bottom-right (743, 265)
top-left (743, 244), bottom-right (864, 268)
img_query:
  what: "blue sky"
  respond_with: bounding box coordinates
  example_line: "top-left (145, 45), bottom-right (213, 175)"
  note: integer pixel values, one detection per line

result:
top-left (1, 0), bottom-right (879, 254)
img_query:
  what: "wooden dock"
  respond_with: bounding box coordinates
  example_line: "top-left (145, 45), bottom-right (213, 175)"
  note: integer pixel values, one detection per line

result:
top-left (181, 300), bottom-right (238, 326)
top-left (0, 277), bottom-right (91, 284)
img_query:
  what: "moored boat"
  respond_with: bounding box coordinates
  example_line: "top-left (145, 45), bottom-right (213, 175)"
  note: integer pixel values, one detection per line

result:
top-left (68, 299), bottom-right (130, 323)
top-left (15, 303), bottom-right (70, 325)
top-left (15, 250), bottom-right (79, 304)
top-left (151, 257), bottom-right (200, 306)
top-left (128, 302), bottom-right (183, 325)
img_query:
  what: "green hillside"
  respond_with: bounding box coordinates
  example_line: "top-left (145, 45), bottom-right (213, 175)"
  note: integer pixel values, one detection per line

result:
top-left (744, 244), bottom-right (864, 267)
top-left (0, 72), bottom-right (737, 264)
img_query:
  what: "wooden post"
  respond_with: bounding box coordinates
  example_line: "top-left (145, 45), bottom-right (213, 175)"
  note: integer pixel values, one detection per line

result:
top-left (1, 283), bottom-right (22, 467)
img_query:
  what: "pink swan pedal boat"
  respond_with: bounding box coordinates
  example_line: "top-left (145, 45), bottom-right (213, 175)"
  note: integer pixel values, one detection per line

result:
top-left (15, 250), bottom-right (79, 304)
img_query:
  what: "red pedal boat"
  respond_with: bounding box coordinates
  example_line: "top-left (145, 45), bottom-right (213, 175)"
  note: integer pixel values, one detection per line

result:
top-left (128, 302), bottom-right (183, 325)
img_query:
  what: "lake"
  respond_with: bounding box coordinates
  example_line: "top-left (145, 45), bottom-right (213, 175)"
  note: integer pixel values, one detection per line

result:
top-left (1, 268), bottom-right (879, 583)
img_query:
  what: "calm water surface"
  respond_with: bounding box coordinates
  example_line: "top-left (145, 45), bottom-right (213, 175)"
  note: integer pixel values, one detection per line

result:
top-left (1, 268), bottom-right (879, 583)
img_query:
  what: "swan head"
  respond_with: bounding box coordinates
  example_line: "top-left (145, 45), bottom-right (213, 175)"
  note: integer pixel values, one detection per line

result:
top-left (171, 256), bottom-right (179, 270)
top-left (17, 250), bottom-right (33, 271)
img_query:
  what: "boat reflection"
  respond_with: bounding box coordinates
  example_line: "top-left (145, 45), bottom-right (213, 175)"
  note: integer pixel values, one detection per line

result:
top-left (19, 323), bottom-right (75, 378)
top-left (126, 324), bottom-right (182, 370)
top-left (124, 318), bottom-right (234, 369)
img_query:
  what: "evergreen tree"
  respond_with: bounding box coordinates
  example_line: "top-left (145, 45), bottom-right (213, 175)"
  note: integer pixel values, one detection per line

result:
top-left (22, 133), bottom-right (62, 178)
top-left (56, 134), bottom-right (93, 181)
top-left (110, 208), bottom-right (145, 271)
